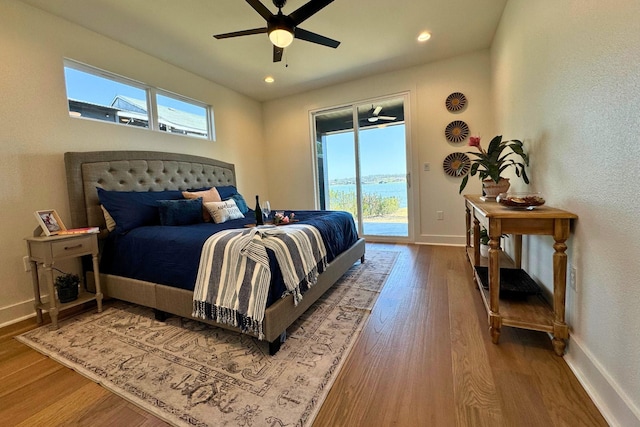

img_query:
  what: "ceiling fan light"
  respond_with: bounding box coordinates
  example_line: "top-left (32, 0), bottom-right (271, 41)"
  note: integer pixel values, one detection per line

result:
top-left (417, 31), bottom-right (431, 42)
top-left (269, 28), bottom-right (294, 48)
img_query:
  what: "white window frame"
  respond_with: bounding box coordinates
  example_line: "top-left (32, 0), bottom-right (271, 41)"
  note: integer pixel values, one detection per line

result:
top-left (63, 59), bottom-right (215, 141)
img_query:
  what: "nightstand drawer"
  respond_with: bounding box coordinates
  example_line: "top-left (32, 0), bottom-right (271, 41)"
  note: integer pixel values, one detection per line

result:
top-left (50, 235), bottom-right (94, 258)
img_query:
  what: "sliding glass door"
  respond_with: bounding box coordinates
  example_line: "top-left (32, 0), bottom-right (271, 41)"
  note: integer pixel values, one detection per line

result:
top-left (313, 95), bottom-right (410, 239)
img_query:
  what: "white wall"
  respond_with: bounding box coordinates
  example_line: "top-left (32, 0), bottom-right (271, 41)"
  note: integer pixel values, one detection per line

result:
top-left (263, 50), bottom-right (496, 245)
top-left (493, 1), bottom-right (640, 425)
top-left (0, 1), bottom-right (267, 326)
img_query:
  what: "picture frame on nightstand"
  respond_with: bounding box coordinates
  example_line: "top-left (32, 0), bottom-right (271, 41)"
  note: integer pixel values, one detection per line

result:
top-left (34, 209), bottom-right (67, 236)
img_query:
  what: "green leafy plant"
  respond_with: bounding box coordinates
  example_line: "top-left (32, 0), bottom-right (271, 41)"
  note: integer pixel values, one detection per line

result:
top-left (328, 189), bottom-right (399, 218)
top-left (54, 273), bottom-right (80, 290)
top-left (459, 135), bottom-right (530, 193)
top-left (478, 227), bottom-right (490, 245)
top-left (54, 270), bottom-right (80, 303)
top-left (477, 227), bottom-right (509, 246)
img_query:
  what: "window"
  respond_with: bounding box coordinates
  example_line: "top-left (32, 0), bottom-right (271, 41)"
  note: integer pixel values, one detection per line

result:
top-left (155, 93), bottom-right (210, 139)
top-left (63, 60), bottom-right (214, 140)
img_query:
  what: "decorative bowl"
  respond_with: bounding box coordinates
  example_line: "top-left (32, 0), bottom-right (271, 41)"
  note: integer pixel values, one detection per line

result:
top-left (496, 192), bottom-right (545, 209)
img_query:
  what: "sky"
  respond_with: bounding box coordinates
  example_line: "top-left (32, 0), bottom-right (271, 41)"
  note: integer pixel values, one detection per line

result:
top-left (64, 67), bottom-right (205, 116)
top-left (325, 124), bottom-right (407, 180)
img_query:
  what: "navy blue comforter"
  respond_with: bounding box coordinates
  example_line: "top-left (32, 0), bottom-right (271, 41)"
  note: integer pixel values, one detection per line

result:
top-left (100, 210), bottom-right (358, 303)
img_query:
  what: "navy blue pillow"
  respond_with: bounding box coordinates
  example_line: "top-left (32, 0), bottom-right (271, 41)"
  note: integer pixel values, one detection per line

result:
top-left (97, 188), bottom-right (183, 233)
top-left (216, 185), bottom-right (239, 200)
top-left (229, 193), bottom-right (249, 214)
top-left (157, 198), bottom-right (203, 226)
top-left (215, 186), bottom-right (250, 214)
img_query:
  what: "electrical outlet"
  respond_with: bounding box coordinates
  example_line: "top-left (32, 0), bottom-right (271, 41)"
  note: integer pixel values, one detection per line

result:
top-left (570, 266), bottom-right (577, 291)
top-left (423, 162), bottom-right (431, 171)
top-left (437, 211), bottom-right (444, 220)
top-left (23, 256), bottom-right (31, 272)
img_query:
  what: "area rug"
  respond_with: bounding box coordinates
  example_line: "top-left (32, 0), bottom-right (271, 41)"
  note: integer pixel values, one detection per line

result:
top-left (17, 249), bottom-right (397, 427)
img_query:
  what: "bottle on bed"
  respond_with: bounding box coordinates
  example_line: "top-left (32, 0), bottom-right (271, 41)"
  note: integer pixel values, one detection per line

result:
top-left (255, 195), bottom-right (264, 225)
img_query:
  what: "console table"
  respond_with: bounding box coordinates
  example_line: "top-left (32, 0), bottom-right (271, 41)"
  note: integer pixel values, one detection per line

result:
top-left (464, 195), bottom-right (577, 355)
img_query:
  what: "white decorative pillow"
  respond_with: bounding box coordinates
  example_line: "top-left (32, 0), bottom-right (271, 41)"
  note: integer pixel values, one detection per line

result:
top-left (101, 204), bottom-right (116, 232)
top-left (204, 199), bottom-right (244, 224)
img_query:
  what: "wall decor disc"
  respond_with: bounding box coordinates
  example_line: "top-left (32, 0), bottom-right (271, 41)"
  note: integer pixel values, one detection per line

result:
top-left (445, 120), bottom-right (469, 143)
top-left (446, 92), bottom-right (467, 112)
top-left (443, 152), bottom-right (471, 177)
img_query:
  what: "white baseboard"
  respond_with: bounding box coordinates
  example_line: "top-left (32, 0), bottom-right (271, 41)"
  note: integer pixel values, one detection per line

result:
top-left (0, 295), bottom-right (49, 329)
top-left (417, 234), bottom-right (466, 246)
top-left (565, 335), bottom-right (640, 427)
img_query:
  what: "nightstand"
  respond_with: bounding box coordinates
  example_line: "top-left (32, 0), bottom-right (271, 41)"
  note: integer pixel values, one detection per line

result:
top-left (25, 233), bottom-right (103, 329)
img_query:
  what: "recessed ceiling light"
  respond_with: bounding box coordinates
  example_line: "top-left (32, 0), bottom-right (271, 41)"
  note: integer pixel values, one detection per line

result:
top-left (417, 32), bottom-right (431, 42)
top-left (264, 76), bottom-right (275, 83)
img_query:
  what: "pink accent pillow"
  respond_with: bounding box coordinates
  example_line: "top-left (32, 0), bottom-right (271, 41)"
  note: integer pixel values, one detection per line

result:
top-left (182, 187), bottom-right (221, 221)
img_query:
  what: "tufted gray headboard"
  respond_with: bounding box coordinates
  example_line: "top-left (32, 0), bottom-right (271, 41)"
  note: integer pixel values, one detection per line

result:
top-left (64, 151), bottom-right (236, 230)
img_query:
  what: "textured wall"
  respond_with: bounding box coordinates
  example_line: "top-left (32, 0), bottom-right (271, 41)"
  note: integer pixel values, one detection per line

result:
top-left (492, 1), bottom-right (640, 425)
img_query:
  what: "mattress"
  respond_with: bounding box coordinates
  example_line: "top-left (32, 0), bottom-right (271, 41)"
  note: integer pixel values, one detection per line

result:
top-left (99, 210), bottom-right (358, 304)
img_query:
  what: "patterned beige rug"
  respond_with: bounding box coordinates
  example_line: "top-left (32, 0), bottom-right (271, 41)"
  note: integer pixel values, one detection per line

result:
top-left (17, 250), bottom-right (397, 427)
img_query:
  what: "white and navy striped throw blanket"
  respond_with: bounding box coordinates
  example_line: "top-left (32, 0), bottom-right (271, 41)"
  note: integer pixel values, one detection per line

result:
top-left (192, 224), bottom-right (327, 339)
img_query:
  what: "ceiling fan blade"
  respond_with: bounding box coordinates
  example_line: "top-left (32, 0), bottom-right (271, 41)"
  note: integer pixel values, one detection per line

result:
top-left (289, 0), bottom-right (334, 25)
top-left (378, 115), bottom-right (397, 121)
top-left (294, 27), bottom-right (340, 48)
top-left (214, 27), bottom-right (267, 39)
top-left (372, 106), bottom-right (383, 116)
top-left (273, 45), bottom-right (284, 62)
top-left (245, 0), bottom-right (273, 21)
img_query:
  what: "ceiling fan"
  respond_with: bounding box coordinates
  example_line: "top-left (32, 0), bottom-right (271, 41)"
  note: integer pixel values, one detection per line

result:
top-left (213, 0), bottom-right (340, 62)
top-left (367, 106), bottom-right (397, 123)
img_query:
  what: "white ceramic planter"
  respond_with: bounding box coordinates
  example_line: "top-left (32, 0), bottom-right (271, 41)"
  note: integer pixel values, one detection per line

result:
top-left (480, 244), bottom-right (490, 258)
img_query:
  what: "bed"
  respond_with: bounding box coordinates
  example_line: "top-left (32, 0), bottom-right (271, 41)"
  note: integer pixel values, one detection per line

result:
top-left (64, 150), bottom-right (366, 354)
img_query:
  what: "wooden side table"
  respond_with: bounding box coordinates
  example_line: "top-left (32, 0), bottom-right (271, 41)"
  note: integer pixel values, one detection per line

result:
top-left (464, 195), bottom-right (578, 355)
top-left (25, 233), bottom-right (103, 329)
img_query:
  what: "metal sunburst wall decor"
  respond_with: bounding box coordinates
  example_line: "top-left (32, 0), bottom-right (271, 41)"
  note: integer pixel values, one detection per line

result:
top-left (445, 120), bottom-right (469, 143)
top-left (445, 92), bottom-right (467, 112)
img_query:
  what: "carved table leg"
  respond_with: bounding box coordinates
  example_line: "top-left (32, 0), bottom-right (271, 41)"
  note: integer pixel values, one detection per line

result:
top-left (488, 220), bottom-right (502, 345)
top-left (472, 217), bottom-right (481, 267)
top-left (92, 254), bottom-right (103, 313)
top-left (552, 336), bottom-right (566, 356)
top-left (489, 312), bottom-right (501, 344)
top-left (552, 219), bottom-right (571, 356)
top-left (30, 261), bottom-right (43, 324)
top-left (44, 263), bottom-right (59, 329)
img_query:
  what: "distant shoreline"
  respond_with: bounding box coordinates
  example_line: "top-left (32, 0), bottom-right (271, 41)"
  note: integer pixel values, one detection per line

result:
top-left (329, 174), bottom-right (406, 186)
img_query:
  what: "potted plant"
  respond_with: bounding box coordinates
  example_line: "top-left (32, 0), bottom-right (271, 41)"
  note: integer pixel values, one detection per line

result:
top-left (55, 272), bottom-right (80, 303)
top-left (476, 227), bottom-right (509, 257)
top-left (459, 135), bottom-right (530, 197)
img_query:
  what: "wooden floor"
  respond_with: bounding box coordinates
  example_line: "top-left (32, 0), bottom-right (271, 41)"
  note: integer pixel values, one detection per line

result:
top-left (0, 243), bottom-right (608, 426)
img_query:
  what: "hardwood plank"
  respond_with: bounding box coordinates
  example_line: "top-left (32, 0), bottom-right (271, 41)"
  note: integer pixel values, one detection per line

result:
top-left (0, 339), bottom-right (47, 381)
top-left (0, 357), bottom-right (63, 399)
top-left (448, 266), bottom-right (504, 426)
top-left (15, 382), bottom-right (111, 426)
top-left (0, 366), bottom-right (91, 424)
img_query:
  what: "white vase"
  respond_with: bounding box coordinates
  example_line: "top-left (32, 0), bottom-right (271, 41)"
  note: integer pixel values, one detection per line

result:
top-left (480, 244), bottom-right (490, 258)
top-left (482, 177), bottom-right (510, 199)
